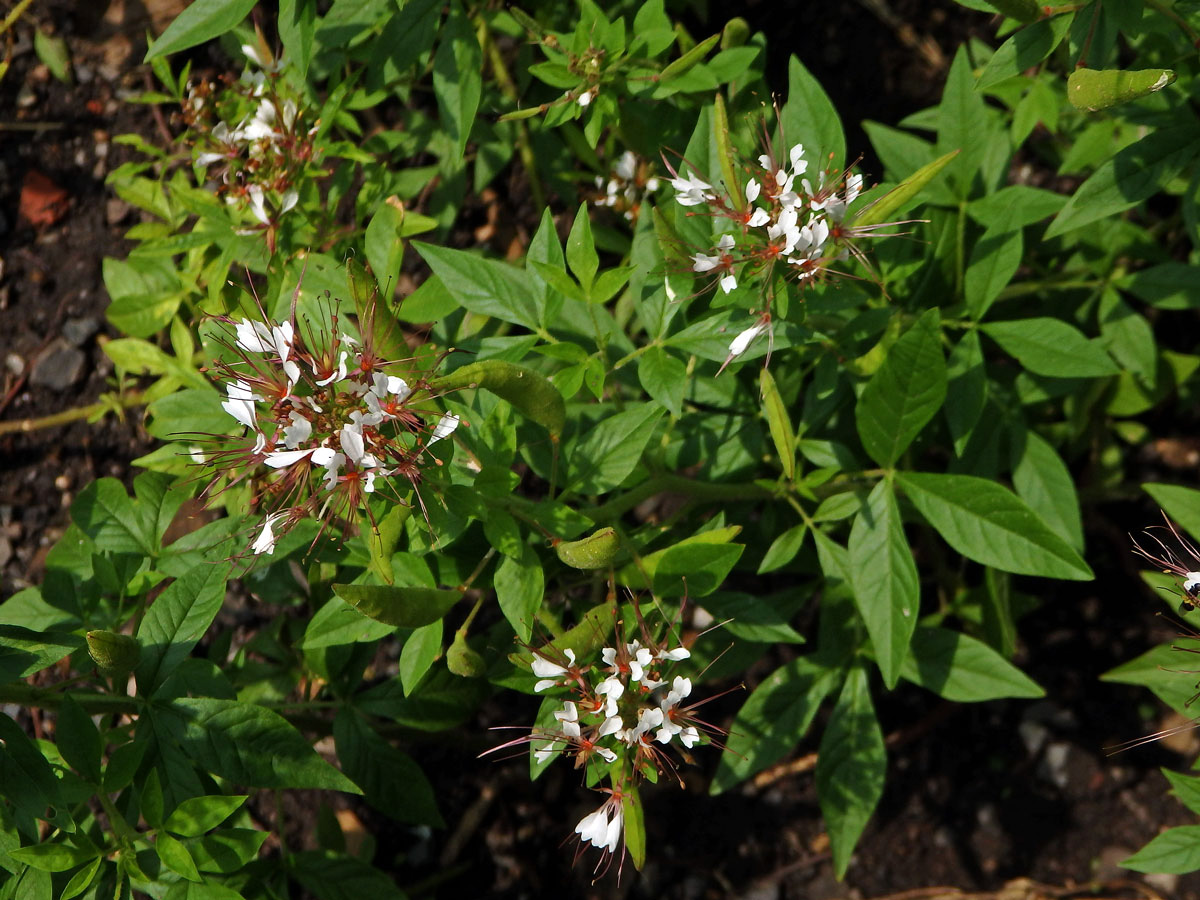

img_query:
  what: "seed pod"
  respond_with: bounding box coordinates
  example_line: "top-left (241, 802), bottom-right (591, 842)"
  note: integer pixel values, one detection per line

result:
top-left (86, 630), bottom-right (140, 676)
top-left (720, 17), bottom-right (750, 50)
top-left (555, 527), bottom-right (620, 569)
top-left (447, 631), bottom-right (486, 678)
top-left (1068, 68), bottom-right (1176, 111)
top-left (431, 360), bottom-right (565, 438)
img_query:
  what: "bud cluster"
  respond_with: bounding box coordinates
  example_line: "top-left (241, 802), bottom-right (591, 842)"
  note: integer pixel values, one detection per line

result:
top-left (201, 304), bottom-right (459, 556)
top-left (181, 48), bottom-right (321, 250)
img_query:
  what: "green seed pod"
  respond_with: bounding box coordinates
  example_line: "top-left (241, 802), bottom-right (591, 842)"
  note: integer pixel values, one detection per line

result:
top-left (430, 360), bottom-right (565, 438)
top-left (555, 527), bottom-right (620, 569)
top-left (86, 631), bottom-right (140, 676)
top-left (1068, 68), bottom-right (1176, 112)
top-left (446, 631), bottom-right (486, 678)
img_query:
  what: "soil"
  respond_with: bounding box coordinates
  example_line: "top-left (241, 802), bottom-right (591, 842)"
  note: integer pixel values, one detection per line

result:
top-left (4, 2), bottom-right (1200, 899)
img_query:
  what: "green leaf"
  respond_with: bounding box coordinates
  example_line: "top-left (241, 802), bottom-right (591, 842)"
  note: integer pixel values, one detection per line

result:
top-left (696, 591), bottom-right (806, 644)
top-left (981, 318), bottom-right (1119, 378)
top-left (758, 523), bottom-right (808, 573)
top-left (432, 359), bottom-right (565, 437)
top-left (622, 782), bottom-right (647, 871)
top-left (415, 244), bottom-right (538, 329)
top-left (1046, 124), bottom-right (1200, 238)
top-left (760, 368), bottom-right (796, 480)
top-left (71, 479), bottom-right (153, 556)
top-left (59, 856), bottom-right (102, 900)
top-left (1143, 484), bottom-right (1200, 540)
top-left (142, 769), bottom-right (164, 828)
top-left (565, 404), bottom-right (664, 494)
top-left (711, 656), bottom-right (841, 793)
top-left (1164, 770), bottom-right (1200, 816)
top-left (33, 30), bottom-right (71, 83)
top-left (302, 597), bottom-right (395, 649)
top-left (901, 626), bottom-right (1044, 700)
top-left (1068, 67), bottom-right (1175, 112)
top-left (156, 832), bottom-right (201, 882)
top-left (136, 563), bottom-right (230, 692)
top-left (290, 851), bottom-right (407, 900)
top-left (1126, 263), bottom-right (1200, 310)
top-left (1122, 826), bottom-right (1200, 874)
top-left (897, 472), bottom-right (1093, 579)
top-left (816, 666), bottom-right (886, 878)
top-left (332, 583), bottom-right (462, 628)
top-left (965, 224), bottom-right (1023, 319)
top-left (1101, 644), bottom-right (1198, 716)
top-left (57, 695), bottom-right (102, 784)
top-left (1010, 427), bottom-right (1083, 550)
top-left (638, 346), bottom-right (686, 418)
top-left (856, 309), bottom-right (947, 467)
top-left (145, 0), bottom-right (256, 60)
top-left (364, 201), bottom-right (406, 301)
top-left (780, 55), bottom-right (844, 171)
top-left (944, 330), bottom-right (986, 456)
top-left (190, 828), bottom-right (267, 875)
top-left (652, 543), bottom-right (743, 598)
top-left (167, 698), bottom-right (361, 792)
top-left (165, 795), bottom-right (247, 838)
top-left (9, 842), bottom-right (99, 873)
top-left (278, 0), bottom-right (315, 78)
top-left (0, 625), bottom-right (82, 681)
top-left (399, 621), bottom-right (442, 695)
top-left (566, 203), bottom-right (599, 292)
top-left (433, 1), bottom-right (481, 156)
top-left (495, 548), bottom-right (544, 641)
top-left (848, 481), bottom-right (918, 688)
top-left (938, 45), bottom-right (989, 198)
top-left (976, 15), bottom-right (1072, 91)
top-left (334, 710), bottom-right (442, 827)
top-left (656, 33), bottom-right (719, 83)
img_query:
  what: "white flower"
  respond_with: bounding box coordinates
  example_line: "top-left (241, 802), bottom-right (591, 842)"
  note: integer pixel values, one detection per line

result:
top-left (625, 706), bottom-right (664, 745)
top-left (247, 185), bottom-right (270, 225)
top-left (282, 411), bottom-right (312, 449)
top-left (427, 412), bottom-right (460, 446)
top-left (670, 171), bottom-right (714, 207)
top-left (719, 273), bottom-right (737, 294)
top-left (614, 150), bottom-right (637, 182)
top-left (595, 675), bottom-right (625, 716)
top-left (747, 207), bottom-right (770, 228)
top-left (575, 801), bottom-right (622, 853)
top-left (789, 143), bottom-right (808, 176)
top-left (339, 423), bottom-right (378, 469)
top-left (657, 646), bottom-right (691, 662)
top-left (1187, 573), bottom-right (1200, 595)
top-left (314, 350), bottom-right (348, 387)
top-left (221, 380), bottom-right (260, 430)
top-left (845, 172), bottom-right (863, 204)
top-left (745, 178), bottom-right (761, 203)
top-left (578, 89), bottom-right (594, 107)
top-left (251, 512), bottom-right (285, 555)
top-left (279, 190), bottom-right (299, 217)
top-left (692, 252), bottom-right (721, 273)
top-left (729, 322), bottom-right (767, 358)
top-left (597, 714), bottom-right (623, 739)
top-left (263, 445), bottom-right (337, 471)
top-left (532, 648), bottom-right (576, 692)
top-left (319, 451), bottom-right (345, 490)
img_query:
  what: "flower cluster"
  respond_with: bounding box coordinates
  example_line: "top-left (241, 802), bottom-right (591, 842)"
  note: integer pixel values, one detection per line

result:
top-left (516, 630), bottom-right (716, 868)
top-left (592, 151), bottom-right (660, 223)
top-left (181, 46), bottom-right (321, 250)
top-left (668, 139), bottom-right (894, 368)
top-left (201, 303), bottom-right (459, 556)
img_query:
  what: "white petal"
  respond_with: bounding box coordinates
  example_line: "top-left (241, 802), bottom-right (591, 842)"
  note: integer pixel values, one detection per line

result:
top-left (745, 179), bottom-right (760, 202)
top-left (428, 413), bottom-right (460, 445)
top-left (340, 423), bottom-right (366, 464)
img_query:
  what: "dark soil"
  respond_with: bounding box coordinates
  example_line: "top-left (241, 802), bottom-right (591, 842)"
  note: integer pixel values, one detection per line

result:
top-left (4, 2), bottom-right (1200, 899)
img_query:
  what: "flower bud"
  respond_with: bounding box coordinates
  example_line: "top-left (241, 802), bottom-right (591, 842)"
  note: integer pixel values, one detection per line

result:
top-left (86, 631), bottom-right (141, 676)
top-left (447, 631), bottom-right (486, 678)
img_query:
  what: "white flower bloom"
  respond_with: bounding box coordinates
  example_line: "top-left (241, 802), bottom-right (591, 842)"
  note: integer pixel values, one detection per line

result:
top-left (692, 252), bottom-right (721, 273)
top-left (789, 143), bottom-right (808, 176)
top-left (264, 445), bottom-right (337, 471)
top-left (251, 512), bottom-right (285, 555)
top-left (597, 714), bottom-right (623, 739)
top-left (1187, 573), bottom-right (1200, 595)
top-left (625, 706), bottom-right (664, 744)
top-left (645, 176), bottom-right (660, 192)
top-left (757, 154), bottom-right (772, 169)
top-left (196, 150), bottom-right (226, 168)
top-left (595, 675), bottom-right (625, 716)
top-left (657, 646), bottom-right (691, 662)
top-left (719, 273), bottom-right (737, 294)
top-left (554, 701), bottom-right (581, 738)
top-left (729, 322), bottom-right (767, 358)
top-left (221, 380), bottom-right (260, 430)
top-left (319, 450), bottom-right (345, 491)
top-left (578, 89), bottom-right (593, 107)
top-left (670, 171), bottom-right (714, 207)
top-left (845, 172), bottom-right (863, 204)
top-left (247, 185), bottom-right (270, 225)
top-left (747, 207), bottom-right (770, 228)
top-left (279, 190), bottom-right (299, 216)
top-left (282, 411), bottom-right (312, 449)
top-left (532, 649), bottom-right (576, 692)
top-left (745, 178), bottom-right (761, 203)
top-left (428, 412), bottom-right (460, 446)
top-left (575, 802), bottom-right (622, 853)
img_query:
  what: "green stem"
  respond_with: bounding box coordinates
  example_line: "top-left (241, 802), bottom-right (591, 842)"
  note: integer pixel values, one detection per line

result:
top-left (0, 684), bottom-right (140, 715)
top-left (0, 390), bottom-right (144, 436)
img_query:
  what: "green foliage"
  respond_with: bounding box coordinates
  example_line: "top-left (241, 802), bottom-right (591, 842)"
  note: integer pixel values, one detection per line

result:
top-left (14, 0), bottom-right (1200, 888)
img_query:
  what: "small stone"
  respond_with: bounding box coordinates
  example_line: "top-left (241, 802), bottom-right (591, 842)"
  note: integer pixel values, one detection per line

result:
top-left (62, 316), bottom-right (99, 347)
top-left (29, 339), bottom-right (86, 391)
top-left (5, 353), bottom-right (23, 376)
top-left (105, 198), bottom-right (130, 225)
